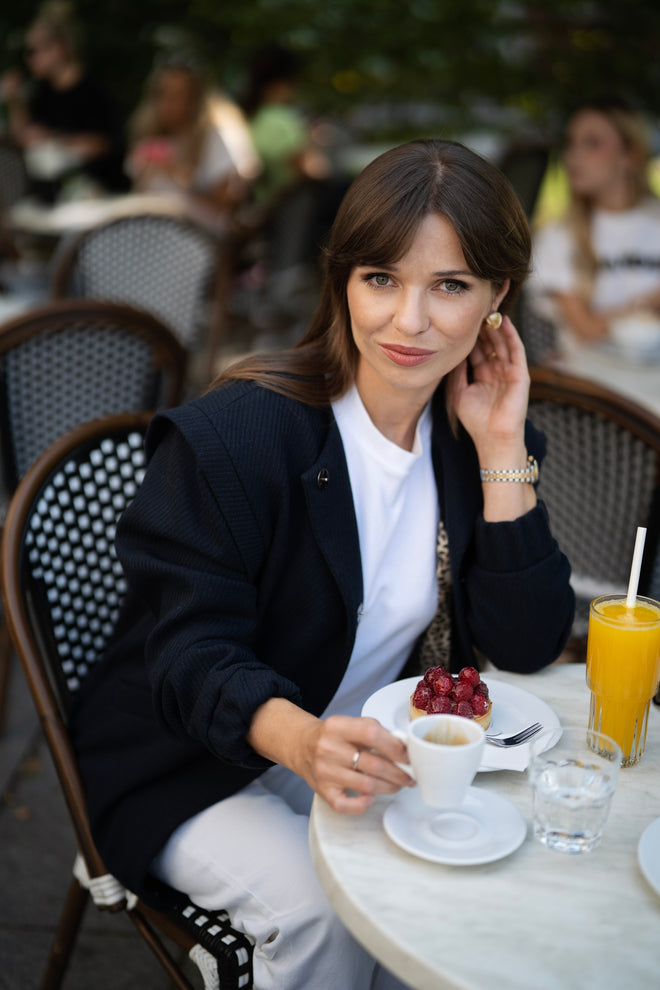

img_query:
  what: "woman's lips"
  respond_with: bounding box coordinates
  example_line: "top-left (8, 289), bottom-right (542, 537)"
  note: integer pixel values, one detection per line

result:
top-left (379, 343), bottom-right (435, 367)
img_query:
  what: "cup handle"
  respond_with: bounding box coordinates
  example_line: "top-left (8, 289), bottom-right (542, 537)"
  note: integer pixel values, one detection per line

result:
top-left (392, 729), bottom-right (416, 780)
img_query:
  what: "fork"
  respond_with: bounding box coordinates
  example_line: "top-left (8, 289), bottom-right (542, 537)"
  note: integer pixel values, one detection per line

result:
top-left (486, 722), bottom-right (543, 747)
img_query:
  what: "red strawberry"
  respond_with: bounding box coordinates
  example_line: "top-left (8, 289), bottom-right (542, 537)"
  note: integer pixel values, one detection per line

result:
top-left (428, 694), bottom-right (454, 714)
top-left (456, 700), bottom-right (474, 718)
top-left (423, 665), bottom-right (447, 687)
top-left (431, 672), bottom-right (454, 695)
top-left (458, 666), bottom-right (481, 687)
top-left (412, 683), bottom-right (434, 711)
top-left (452, 680), bottom-right (474, 702)
top-left (474, 681), bottom-right (489, 699)
top-left (472, 694), bottom-right (490, 717)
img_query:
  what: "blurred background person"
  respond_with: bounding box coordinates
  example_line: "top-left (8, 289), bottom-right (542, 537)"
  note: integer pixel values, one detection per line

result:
top-left (126, 56), bottom-right (249, 227)
top-left (241, 43), bottom-right (322, 213)
top-left (0, 1), bottom-right (127, 202)
top-left (527, 96), bottom-right (660, 360)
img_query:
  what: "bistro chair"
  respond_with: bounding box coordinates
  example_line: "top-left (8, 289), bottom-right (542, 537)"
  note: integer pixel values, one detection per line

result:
top-left (0, 298), bottom-right (186, 732)
top-left (529, 367), bottom-right (660, 652)
top-left (0, 411), bottom-right (254, 990)
top-left (0, 138), bottom-right (29, 215)
top-left (50, 212), bottom-right (231, 388)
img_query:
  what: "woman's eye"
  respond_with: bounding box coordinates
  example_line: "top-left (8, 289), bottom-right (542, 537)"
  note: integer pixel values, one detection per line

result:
top-left (441, 279), bottom-right (465, 294)
top-left (369, 273), bottom-right (391, 287)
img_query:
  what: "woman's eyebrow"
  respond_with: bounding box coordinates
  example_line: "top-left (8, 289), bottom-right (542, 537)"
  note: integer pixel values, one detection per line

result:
top-left (357, 263), bottom-right (474, 277)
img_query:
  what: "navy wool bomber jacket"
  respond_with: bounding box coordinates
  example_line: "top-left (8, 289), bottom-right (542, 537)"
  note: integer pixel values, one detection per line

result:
top-left (70, 380), bottom-right (574, 907)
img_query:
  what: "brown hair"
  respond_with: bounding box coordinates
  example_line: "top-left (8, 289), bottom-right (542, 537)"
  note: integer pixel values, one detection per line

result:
top-left (212, 139), bottom-right (531, 404)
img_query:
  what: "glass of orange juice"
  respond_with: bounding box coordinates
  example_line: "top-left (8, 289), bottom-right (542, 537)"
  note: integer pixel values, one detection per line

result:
top-left (586, 594), bottom-right (660, 767)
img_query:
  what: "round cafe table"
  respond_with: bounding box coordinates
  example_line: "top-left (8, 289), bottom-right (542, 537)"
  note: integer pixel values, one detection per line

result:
top-left (309, 663), bottom-right (660, 990)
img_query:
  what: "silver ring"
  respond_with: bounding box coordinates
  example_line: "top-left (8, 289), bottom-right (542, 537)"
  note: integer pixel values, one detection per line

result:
top-left (351, 750), bottom-right (361, 771)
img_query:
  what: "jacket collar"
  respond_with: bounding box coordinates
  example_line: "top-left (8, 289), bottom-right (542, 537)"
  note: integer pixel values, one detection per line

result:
top-left (301, 416), bottom-right (363, 649)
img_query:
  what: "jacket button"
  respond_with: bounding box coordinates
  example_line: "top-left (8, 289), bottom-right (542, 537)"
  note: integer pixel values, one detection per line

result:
top-left (317, 468), bottom-right (329, 488)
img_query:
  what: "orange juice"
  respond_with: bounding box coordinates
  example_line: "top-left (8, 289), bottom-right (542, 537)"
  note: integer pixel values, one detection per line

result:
top-left (586, 595), bottom-right (660, 766)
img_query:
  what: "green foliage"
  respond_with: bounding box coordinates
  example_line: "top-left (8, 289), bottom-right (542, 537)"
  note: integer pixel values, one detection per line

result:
top-left (2, 0), bottom-right (659, 142)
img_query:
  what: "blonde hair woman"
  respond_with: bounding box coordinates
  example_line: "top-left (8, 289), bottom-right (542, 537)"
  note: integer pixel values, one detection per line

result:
top-left (529, 97), bottom-right (660, 346)
top-left (127, 58), bottom-right (246, 217)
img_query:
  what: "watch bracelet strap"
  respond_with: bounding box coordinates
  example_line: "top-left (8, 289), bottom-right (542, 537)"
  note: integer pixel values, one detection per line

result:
top-left (480, 455), bottom-right (538, 483)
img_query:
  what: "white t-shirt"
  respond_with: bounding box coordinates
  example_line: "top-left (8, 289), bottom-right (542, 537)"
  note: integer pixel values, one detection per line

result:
top-left (528, 197), bottom-right (660, 320)
top-left (322, 385), bottom-right (439, 719)
top-left (191, 126), bottom-right (235, 193)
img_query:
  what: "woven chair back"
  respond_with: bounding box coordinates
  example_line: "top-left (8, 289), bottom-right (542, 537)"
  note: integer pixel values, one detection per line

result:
top-left (0, 299), bottom-right (184, 492)
top-left (14, 415), bottom-right (149, 717)
top-left (529, 368), bottom-right (660, 637)
top-left (51, 213), bottom-right (222, 351)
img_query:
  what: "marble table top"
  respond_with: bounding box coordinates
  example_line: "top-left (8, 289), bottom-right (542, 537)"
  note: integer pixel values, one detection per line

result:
top-left (310, 663), bottom-right (660, 990)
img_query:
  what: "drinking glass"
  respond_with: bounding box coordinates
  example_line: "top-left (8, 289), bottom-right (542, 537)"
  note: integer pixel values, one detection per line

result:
top-left (586, 594), bottom-right (660, 767)
top-left (529, 726), bottom-right (621, 853)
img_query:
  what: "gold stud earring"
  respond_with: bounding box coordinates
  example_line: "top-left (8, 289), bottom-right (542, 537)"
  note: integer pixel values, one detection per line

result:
top-left (485, 311), bottom-right (502, 330)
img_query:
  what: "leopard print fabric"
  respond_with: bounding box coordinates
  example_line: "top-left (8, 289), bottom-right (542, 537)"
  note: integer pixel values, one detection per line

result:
top-left (417, 518), bottom-right (453, 673)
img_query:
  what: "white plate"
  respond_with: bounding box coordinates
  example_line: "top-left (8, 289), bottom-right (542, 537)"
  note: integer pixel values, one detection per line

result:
top-left (383, 785), bottom-right (526, 865)
top-left (361, 676), bottom-right (560, 772)
top-left (638, 817), bottom-right (660, 898)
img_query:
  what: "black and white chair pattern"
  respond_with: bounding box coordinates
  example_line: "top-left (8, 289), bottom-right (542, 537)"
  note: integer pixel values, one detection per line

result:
top-left (529, 367), bottom-right (660, 647)
top-left (0, 411), bottom-right (254, 989)
top-left (51, 212), bottom-right (230, 383)
top-left (0, 298), bottom-right (185, 733)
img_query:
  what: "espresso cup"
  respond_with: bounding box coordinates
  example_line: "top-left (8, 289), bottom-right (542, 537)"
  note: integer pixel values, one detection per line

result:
top-left (393, 714), bottom-right (485, 809)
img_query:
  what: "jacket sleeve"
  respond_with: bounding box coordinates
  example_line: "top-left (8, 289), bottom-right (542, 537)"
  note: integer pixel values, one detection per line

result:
top-left (115, 411), bottom-right (302, 769)
top-left (463, 499), bottom-right (575, 672)
top-left (455, 418), bottom-right (575, 672)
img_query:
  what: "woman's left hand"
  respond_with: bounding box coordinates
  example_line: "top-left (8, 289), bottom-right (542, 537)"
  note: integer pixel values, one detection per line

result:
top-left (447, 315), bottom-right (530, 455)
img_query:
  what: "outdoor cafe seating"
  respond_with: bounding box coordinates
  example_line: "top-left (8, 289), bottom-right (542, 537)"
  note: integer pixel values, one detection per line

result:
top-left (0, 411), bottom-right (254, 990)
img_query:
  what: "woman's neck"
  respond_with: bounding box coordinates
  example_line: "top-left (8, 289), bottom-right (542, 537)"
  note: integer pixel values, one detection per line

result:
top-left (591, 180), bottom-right (639, 212)
top-left (354, 381), bottom-right (431, 451)
top-left (50, 60), bottom-right (83, 91)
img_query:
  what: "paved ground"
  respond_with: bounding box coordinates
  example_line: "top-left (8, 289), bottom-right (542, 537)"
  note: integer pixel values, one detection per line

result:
top-left (0, 651), bottom-right (201, 990)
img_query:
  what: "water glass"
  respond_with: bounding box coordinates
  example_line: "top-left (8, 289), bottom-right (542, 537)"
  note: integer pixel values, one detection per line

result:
top-left (529, 726), bottom-right (621, 854)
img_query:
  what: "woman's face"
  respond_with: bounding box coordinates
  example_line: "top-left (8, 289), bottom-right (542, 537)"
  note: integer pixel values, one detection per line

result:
top-left (346, 212), bottom-right (508, 410)
top-left (24, 28), bottom-right (67, 80)
top-left (154, 70), bottom-right (197, 133)
top-left (563, 110), bottom-right (634, 201)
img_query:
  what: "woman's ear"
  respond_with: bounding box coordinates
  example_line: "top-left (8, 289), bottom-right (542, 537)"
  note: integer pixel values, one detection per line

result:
top-left (492, 278), bottom-right (511, 312)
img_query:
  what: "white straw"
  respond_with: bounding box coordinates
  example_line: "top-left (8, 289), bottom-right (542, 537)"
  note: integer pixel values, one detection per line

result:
top-left (626, 526), bottom-right (647, 608)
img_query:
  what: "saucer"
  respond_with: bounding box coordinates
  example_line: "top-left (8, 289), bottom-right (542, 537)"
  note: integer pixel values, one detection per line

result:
top-left (383, 786), bottom-right (526, 865)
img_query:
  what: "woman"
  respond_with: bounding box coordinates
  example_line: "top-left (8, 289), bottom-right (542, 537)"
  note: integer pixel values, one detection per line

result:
top-left (71, 139), bottom-right (574, 990)
top-left (528, 97), bottom-right (660, 349)
top-left (126, 58), bottom-right (247, 220)
top-left (1, 1), bottom-right (126, 198)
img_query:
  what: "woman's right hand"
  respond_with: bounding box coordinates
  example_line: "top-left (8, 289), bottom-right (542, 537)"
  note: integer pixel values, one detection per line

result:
top-left (246, 698), bottom-right (414, 814)
top-left (299, 713), bottom-right (415, 814)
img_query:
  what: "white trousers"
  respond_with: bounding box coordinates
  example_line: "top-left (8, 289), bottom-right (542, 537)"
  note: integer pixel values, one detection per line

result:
top-left (151, 765), bottom-right (411, 990)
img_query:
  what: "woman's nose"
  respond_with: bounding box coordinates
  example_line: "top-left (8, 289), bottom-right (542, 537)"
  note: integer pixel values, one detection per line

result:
top-left (393, 291), bottom-right (429, 335)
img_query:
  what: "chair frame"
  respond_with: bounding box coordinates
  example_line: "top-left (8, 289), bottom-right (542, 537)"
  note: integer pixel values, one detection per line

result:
top-left (50, 211), bottom-right (233, 382)
top-left (0, 298), bottom-right (186, 491)
top-left (529, 366), bottom-right (660, 619)
top-left (0, 412), bottom-right (253, 990)
top-left (0, 298), bottom-right (187, 732)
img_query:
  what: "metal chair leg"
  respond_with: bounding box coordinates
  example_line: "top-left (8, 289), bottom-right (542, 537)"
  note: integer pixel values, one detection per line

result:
top-left (128, 908), bottom-right (197, 990)
top-left (40, 876), bottom-right (90, 990)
